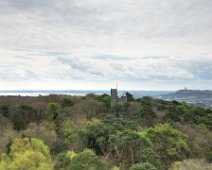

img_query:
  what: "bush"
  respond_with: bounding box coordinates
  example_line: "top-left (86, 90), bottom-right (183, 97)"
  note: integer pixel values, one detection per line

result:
top-left (109, 130), bottom-right (152, 169)
top-left (10, 105), bottom-right (37, 130)
top-left (21, 122), bottom-right (57, 151)
top-left (69, 150), bottom-right (108, 170)
top-left (47, 103), bottom-right (61, 121)
top-left (0, 115), bottom-right (17, 154)
top-left (10, 138), bottom-right (51, 159)
top-left (129, 162), bottom-right (157, 170)
top-left (0, 137), bottom-right (53, 170)
top-left (169, 159), bottom-right (212, 170)
top-left (139, 148), bottom-right (163, 170)
top-left (141, 124), bottom-right (189, 167)
top-left (61, 98), bottom-right (73, 108)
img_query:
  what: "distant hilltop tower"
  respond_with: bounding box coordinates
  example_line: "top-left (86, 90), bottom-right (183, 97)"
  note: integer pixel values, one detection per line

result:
top-left (111, 88), bottom-right (127, 106)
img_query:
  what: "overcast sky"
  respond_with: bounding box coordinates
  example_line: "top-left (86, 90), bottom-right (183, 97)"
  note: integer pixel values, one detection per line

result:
top-left (0, 0), bottom-right (212, 90)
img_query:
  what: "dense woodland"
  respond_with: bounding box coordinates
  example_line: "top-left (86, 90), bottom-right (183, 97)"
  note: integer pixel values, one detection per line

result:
top-left (0, 93), bottom-right (212, 170)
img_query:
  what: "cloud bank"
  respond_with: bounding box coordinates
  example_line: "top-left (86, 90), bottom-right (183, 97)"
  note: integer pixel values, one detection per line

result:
top-left (0, 0), bottom-right (212, 90)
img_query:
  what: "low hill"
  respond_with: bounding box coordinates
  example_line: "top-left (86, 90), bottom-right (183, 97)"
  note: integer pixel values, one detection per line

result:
top-left (166, 90), bottom-right (212, 98)
top-left (159, 90), bottom-right (212, 108)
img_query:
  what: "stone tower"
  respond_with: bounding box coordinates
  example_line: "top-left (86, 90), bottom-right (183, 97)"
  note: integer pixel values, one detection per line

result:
top-left (111, 89), bottom-right (118, 106)
top-left (111, 88), bottom-right (127, 106)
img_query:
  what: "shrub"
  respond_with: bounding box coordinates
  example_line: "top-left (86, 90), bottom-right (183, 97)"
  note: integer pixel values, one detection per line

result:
top-left (129, 162), bottom-right (157, 170)
top-left (169, 159), bottom-right (212, 170)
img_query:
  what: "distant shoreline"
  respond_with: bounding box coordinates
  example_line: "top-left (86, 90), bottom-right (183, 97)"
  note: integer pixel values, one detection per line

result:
top-left (0, 90), bottom-right (173, 98)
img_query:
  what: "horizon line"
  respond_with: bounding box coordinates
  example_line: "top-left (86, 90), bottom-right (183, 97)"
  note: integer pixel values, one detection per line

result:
top-left (0, 89), bottom-right (175, 91)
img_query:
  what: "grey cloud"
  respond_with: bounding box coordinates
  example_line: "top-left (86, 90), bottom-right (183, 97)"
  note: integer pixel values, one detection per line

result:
top-left (0, 0), bottom-right (212, 89)
top-left (58, 56), bottom-right (91, 71)
top-left (57, 56), bottom-right (104, 79)
top-left (185, 60), bottom-right (212, 79)
top-left (46, 51), bottom-right (70, 57)
top-left (0, 69), bottom-right (37, 81)
top-left (3, 0), bottom-right (55, 10)
top-left (3, 0), bottom-right (212, 34)
top-left (57, 55), bottom-right (211, 82)
top-left (92, 55), bottom-right (169, 61)
top-left (1, 0), bottom-right (211, 54)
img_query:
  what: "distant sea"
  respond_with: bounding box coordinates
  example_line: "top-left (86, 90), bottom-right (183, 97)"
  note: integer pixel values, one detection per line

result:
top-left (0, 90), bottom-right (174, 98)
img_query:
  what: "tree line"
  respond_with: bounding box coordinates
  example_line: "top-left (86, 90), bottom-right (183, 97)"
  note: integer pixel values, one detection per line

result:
top-left (0, 94), bottom-right (212, 170)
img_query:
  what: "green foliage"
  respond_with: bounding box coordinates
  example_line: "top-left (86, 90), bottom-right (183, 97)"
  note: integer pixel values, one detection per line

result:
top-left (47, 103), bottom-right (61, 120)
top-left (54, 152), bottom-right (71, 170)
top-left (129, 162), bottom-right (157, 170)
top-left (111, 102), bottom-right (130, 116)
top-left (54, 151), bottom-right (77, 170)
top-left (0, 105), bottom-right (9, 117)
top-left (141, 124), bottom-right (189, 167)
top-left (109, 130), bottom-right (153, 169)
top-left (0, 138), bottom-right (53, 170)
top-left (81, 116), bottom-right (138, 156)
top-left (61, 98), bottom-right (74, 108)
top-left (0, 114), bottom-right (17, 154)
top-left (126, 92), bottom-right (135, 102)
top-left (0, 95), bottom-right (212, 170)
top-left (7, 150), bottom-right (52, 170)
top-left (81, 120), bottom-right (109, 155)
top-left (139, 97), bottom-right (154, 105)
top-left (10, 138), bottom-right (51, 159)
top-left (103, 95), bottom-right (111, 108)
top-left (74, 98), bottom-right (102, 119)
top-left (21, 122), bottom-right (57, 151)
top-left (0, 154), bottom-right (9, 170)
top-left (68, 150), bottom-right (108, 170)
top-left (139, 104), bottom-right (157, 126)
top-left (10, 105), bottom-right (37, 130)
top-left (173, 123), bottom-right (212, 160)
top-left (206, 146), bottom-right (212, 163)
top-left (59, 119), bottom-right (80, 151)
top-left (164, 104), bottom-right (212, 129)
top-left (103, 116), bottom-right (137, 131)
top-left (169, 159), bottom-right (212, 170)
top-left (60, 119), bottom-right (74, 136)
top-left (66, 151), bottom-right (77, 159)
top-left (139, 148), bottom-right (163, 170)
top-left (111, 166), bottom-right (120, 170)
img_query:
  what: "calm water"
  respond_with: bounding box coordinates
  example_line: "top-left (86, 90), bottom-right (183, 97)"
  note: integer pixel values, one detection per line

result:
top-left (0, 90), bottom-right (173, 98)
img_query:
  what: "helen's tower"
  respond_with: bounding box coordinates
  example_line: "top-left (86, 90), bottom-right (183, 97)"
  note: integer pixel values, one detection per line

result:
top-left (111, 88), bottom-right (127, 106)
top-left (111, 89), bottom-right (118, 106)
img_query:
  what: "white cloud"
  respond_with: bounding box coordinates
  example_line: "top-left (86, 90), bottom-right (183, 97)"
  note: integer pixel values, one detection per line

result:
top-left (0, 0), bottom-right (212, 90)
